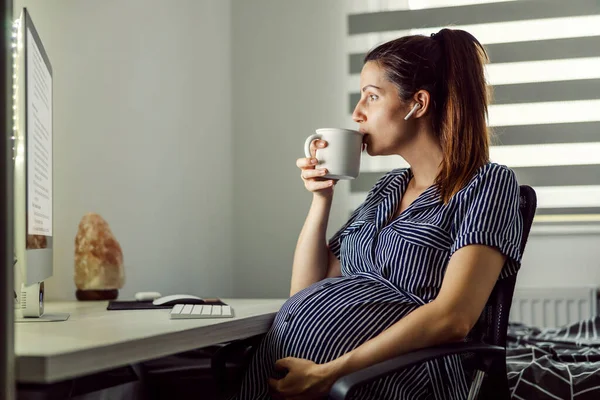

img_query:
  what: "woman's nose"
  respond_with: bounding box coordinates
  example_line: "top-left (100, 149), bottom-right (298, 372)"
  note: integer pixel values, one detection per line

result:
top-left (352, 102), bottom-right (365, 123)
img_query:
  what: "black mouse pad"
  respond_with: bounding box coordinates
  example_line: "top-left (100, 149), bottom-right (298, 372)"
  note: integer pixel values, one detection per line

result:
top-left (107, 298), bottom-right (227, 310)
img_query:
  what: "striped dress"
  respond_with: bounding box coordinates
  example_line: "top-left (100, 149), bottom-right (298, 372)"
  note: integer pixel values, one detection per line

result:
top-left (232, 162), bottom-right (523, 399)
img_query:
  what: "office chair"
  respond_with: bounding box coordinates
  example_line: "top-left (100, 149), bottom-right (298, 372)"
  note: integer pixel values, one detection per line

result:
top-left (214, 185), bottom-right (537, 400)
top-left (330, 185), bottom-right (537, 400)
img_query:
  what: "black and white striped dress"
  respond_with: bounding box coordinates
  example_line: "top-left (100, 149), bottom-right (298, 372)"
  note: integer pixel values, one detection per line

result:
top-left (233, 162), bottom-right (523, 399)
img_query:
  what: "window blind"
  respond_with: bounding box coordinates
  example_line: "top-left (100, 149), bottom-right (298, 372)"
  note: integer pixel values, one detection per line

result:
top-left (346, 0), bottom-right (600, 233)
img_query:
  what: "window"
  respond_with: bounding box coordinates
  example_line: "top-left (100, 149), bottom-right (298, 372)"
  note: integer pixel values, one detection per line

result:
top-left (346, 0), bottom-right (600, 233)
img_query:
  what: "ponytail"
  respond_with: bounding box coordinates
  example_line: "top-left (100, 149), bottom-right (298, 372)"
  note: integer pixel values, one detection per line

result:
top-left (434, 29), bottom-right (490, 203)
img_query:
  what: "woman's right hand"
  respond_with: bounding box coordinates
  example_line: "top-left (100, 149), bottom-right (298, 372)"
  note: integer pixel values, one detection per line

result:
top-left (297, 139), bottom-right (336, 195)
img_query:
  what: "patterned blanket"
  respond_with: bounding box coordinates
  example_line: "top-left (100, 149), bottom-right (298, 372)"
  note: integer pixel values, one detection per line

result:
top-left (507, 317), bottom-right (600, 400)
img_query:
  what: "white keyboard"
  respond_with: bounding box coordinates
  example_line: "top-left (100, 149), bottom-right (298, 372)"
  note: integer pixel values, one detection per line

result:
top-left (169, 304), bottom-right (234, 320)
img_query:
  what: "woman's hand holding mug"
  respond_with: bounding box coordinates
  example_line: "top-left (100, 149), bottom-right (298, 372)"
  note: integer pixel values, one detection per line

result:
top-left (299, 128), bottom-right (362, 195)
top-left (297, 139), bottom-right (337, 195)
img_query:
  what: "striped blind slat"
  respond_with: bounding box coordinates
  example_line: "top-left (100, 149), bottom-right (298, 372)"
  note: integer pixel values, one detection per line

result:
top-left (346, 0), bottom-right (600, 231)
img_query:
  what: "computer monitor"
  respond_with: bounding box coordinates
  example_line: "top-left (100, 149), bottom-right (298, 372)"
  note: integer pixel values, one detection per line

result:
top-left (12, 8), bottom-right (54, 316)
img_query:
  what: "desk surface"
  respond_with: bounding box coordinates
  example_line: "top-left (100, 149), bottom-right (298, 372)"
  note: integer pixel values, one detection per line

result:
top-left (15, 298), bottom-right (286, 384)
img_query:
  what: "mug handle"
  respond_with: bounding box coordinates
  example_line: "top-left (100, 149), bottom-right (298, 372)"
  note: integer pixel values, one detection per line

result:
top-left (304, 133), bottom-right (322, 158)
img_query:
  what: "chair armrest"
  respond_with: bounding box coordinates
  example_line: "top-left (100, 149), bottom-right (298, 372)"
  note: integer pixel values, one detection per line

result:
top-left (329, 342), bottom-right (505, 400)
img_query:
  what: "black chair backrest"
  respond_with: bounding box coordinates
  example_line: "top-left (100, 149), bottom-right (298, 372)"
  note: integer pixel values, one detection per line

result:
top-left (467, 185), bottom-right (537, 347)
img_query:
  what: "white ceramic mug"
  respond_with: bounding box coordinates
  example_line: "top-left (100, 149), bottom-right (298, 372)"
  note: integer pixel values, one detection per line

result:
top-left (304, 128), bottom-right (362, 180)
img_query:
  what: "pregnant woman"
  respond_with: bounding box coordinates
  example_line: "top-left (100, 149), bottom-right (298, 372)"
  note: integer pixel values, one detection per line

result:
top-left (232, 28), bottom-right (523, 400)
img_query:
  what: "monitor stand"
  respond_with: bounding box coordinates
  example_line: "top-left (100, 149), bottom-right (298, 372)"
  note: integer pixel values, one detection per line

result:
top-left (14, 312), bottom-right (69, 323)
top-left (14, 282), bottom-right (70, 322)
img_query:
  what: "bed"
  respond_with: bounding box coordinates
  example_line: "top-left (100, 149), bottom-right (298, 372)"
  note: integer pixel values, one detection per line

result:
top-left (506, 317), bottom-right (600, 399)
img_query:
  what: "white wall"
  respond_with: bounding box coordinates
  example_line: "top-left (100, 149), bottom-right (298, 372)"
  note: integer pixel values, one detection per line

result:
top-left (14, 0), bottom-right (234, 300)
top-left (517, 233), bottom-right (600, 288)
top-left (231, 0), bottom-right (349, 297)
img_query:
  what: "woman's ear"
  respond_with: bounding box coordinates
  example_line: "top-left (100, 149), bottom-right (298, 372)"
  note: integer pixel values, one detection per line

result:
top-left (412, 90), bottom-right (431, 118)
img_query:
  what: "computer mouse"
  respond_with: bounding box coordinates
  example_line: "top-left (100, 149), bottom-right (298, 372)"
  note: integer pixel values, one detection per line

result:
top-left (152, 294), bottom-right (205, 306)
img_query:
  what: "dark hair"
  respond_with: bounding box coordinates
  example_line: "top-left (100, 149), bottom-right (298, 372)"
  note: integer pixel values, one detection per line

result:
top-left (364, 28), bottom-right (491, 203)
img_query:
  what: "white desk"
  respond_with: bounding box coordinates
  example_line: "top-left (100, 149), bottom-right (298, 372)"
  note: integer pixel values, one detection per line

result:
top-left (15, 299), bottom-right (285, 384)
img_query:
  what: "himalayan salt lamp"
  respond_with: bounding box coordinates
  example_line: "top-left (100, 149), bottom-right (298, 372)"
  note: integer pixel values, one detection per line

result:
top-left (74, 213), bottom-right (124, 300)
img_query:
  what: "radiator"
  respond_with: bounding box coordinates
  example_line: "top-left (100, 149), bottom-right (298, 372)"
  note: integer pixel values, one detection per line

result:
top-left (509, 286), bottom-right (599, 328)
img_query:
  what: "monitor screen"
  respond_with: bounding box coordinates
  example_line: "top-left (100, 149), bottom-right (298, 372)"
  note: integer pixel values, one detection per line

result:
top-left (25, 15), bottom-right (52, 250)
top-left (13, 8), bottom-right (53, 286)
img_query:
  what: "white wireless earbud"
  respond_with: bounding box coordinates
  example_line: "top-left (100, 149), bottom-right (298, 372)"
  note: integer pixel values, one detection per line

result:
top-left (404, 103), bottom-right (421, 120)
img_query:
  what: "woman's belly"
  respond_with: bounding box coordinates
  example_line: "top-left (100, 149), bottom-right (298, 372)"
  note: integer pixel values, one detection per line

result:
top-left (267, 274), bottom-right (420, 364)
